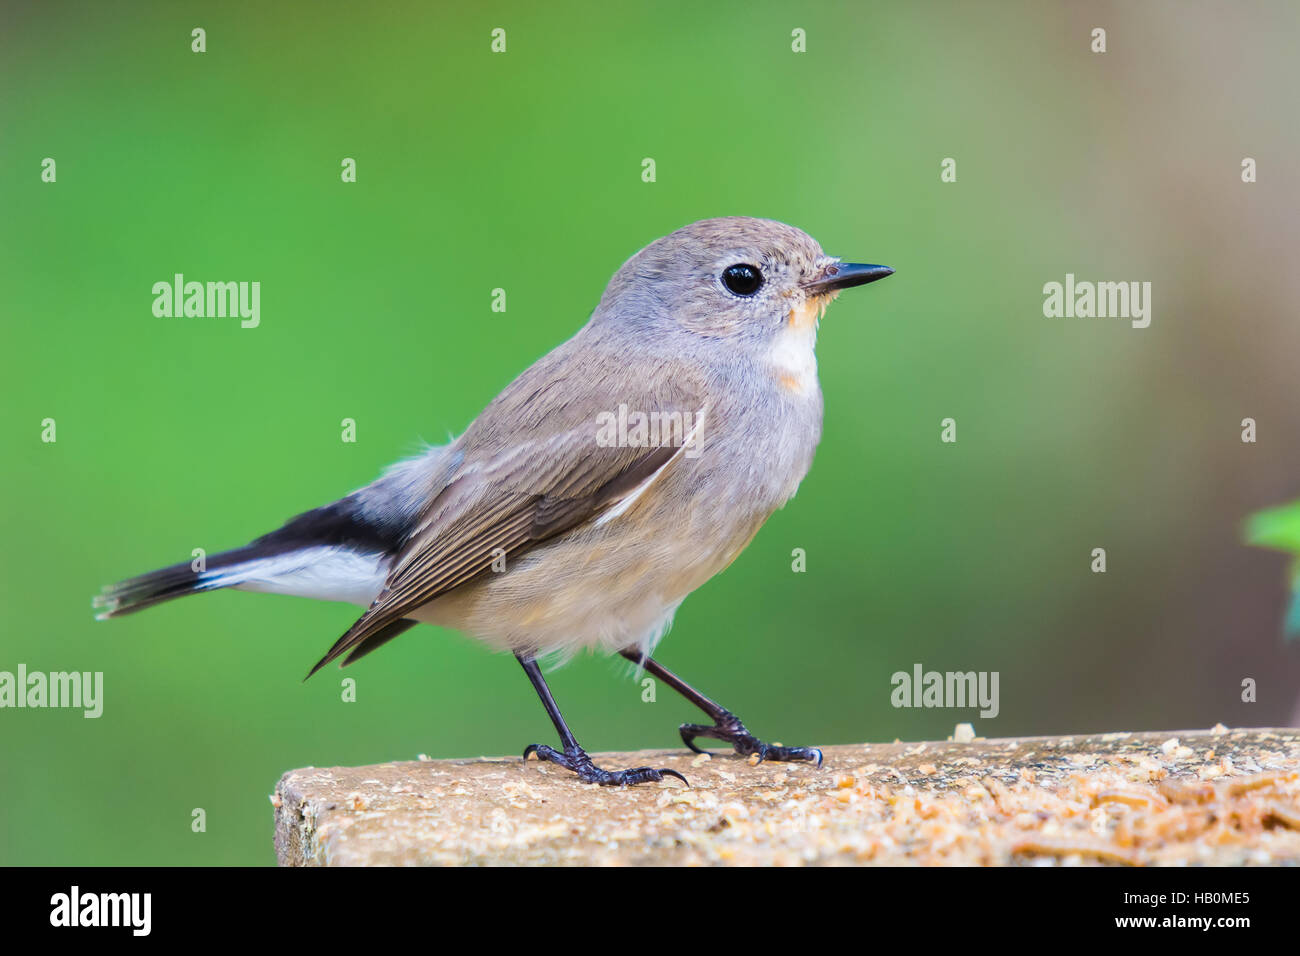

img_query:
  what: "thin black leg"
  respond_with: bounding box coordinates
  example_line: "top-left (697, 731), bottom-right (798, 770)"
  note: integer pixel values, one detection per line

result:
top-left (517, 653), bottom-right (688, 787)
top-left (621, 649), bottom-right (823, 767)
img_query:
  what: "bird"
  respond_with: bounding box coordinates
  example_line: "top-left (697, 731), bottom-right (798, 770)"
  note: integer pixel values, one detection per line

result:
top-left (94, 217), bottom-right (893, 786)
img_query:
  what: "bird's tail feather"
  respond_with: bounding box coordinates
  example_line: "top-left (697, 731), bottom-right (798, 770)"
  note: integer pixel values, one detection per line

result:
top-left (93, 494), bottom-right (406, 620)
top-left (93, 544), bottom-right (282, 619)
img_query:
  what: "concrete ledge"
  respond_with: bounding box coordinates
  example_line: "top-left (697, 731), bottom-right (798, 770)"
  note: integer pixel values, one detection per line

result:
top-left (273, 726), bottom-right (1300, 866)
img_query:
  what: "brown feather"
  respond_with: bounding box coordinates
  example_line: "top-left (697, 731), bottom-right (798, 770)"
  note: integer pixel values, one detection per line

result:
top-left (307, 377), bottom-right (698, 676)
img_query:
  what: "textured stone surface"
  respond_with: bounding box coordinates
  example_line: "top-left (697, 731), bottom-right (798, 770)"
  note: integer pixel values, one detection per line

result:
top-left (273, 726), bottom-right (1300, 866)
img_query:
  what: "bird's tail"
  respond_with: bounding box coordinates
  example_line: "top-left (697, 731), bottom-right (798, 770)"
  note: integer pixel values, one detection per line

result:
top-left (93, 543), bottom-right (274, 619)
top-left (93, 495), bottom-right (404, 620)
top-left (95, 557), bottom-right (208, 618)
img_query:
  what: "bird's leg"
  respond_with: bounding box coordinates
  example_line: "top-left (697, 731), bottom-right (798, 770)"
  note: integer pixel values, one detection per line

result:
top-left (620, 650), bottom-right (823, 767)
top-left (517, 653), bottom-right (688, 787)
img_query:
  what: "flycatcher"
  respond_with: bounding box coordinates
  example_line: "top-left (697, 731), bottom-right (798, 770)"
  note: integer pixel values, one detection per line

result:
top-left (96, 217), bottom-right (893, 786)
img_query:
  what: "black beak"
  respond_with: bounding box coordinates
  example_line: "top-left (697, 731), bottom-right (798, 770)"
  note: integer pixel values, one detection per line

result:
top-left (807, 262), bottom-right (894, 295)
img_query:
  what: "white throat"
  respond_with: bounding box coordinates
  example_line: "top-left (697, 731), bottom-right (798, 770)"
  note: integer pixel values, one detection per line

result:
top-left (768, 299), bottom-right (822, 395)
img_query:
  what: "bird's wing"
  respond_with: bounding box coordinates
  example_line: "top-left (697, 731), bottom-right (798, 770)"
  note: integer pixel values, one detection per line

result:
top-left (308, 364), bottom-right (706, 675)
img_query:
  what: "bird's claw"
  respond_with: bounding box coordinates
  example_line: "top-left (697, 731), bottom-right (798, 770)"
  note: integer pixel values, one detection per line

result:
top-left (523, 743), bottom-right (689, 787)
top-left (679, 712), bottom-right (823, 767)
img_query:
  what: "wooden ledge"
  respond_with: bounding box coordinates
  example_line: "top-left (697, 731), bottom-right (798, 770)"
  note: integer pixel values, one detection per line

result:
top-left (273, 727), bottom-right (1300, 866)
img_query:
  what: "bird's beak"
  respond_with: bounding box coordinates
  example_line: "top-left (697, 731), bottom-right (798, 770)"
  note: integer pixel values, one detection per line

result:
top-left (806, 261), bottom-right (894, 295)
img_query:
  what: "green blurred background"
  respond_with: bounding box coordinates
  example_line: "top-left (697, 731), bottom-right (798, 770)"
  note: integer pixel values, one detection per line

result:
top-left (2, 0), bottom-right (1299, 864)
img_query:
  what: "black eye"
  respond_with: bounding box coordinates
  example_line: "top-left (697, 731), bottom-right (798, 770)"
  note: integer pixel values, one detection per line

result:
top-left (721, 263), bottom-right (763, 297)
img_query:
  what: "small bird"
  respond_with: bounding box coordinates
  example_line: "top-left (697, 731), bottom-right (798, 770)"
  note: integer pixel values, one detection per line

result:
top-left (95, 217), bottom-right (893, 786)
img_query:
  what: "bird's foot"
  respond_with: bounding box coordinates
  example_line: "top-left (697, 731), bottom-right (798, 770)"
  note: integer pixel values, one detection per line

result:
top-left (523, 743), bottom-right (689, 787)
top-left (680, 711), bottom-right (823, 767)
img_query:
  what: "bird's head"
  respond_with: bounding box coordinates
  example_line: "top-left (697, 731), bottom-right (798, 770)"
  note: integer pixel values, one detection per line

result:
top-left (595, 217), bottom-right (893, 354)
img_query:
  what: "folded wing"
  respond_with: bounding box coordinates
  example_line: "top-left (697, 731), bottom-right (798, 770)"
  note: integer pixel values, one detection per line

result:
top-left (308, 367), bottom-right (705, 675)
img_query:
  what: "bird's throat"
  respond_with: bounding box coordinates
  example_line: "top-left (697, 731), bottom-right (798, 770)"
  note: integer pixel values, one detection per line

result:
top-left (771, 300), bottom-right (822, 395)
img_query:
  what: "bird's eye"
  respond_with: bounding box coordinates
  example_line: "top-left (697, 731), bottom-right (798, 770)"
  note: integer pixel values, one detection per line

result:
top-left (721, 263), bottom-right (763, 297)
